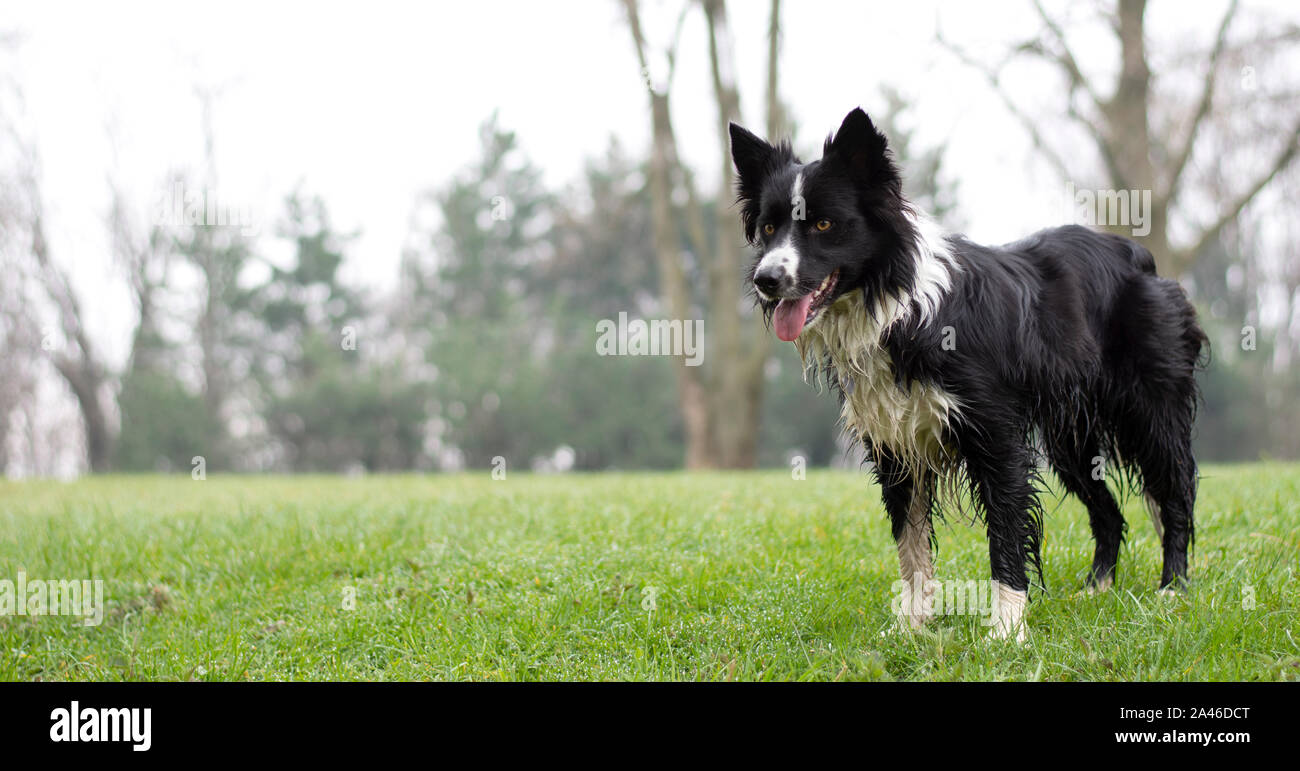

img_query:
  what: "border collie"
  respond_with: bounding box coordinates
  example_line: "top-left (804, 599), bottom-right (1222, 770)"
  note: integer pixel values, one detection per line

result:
top-left (729, 108), bottom-right (1207, 641)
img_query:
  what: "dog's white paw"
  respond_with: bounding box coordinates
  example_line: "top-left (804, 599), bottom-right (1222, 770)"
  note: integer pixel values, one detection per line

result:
top-left (988, 581), bottom-right (1028, 644)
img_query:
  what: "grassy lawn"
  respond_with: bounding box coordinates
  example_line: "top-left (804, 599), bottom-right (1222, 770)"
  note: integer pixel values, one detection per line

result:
top-left (1, 464), bottom-right (1297, 681)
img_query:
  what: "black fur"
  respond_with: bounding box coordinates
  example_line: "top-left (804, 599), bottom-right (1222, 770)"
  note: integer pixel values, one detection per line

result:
top-left (730, 108), bottom-right (1207, 594)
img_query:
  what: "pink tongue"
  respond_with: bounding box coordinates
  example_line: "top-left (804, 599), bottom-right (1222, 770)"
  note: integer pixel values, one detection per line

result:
top-left (774, 294), bottom-right (814, 341)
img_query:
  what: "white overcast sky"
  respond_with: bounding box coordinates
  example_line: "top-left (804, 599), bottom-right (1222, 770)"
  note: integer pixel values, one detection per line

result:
top-left (3, 0), bottom-right (1271, 369)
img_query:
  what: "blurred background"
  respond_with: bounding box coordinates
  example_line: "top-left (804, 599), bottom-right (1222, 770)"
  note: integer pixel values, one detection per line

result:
top-left (0, 0), bottom-right (1296, 478)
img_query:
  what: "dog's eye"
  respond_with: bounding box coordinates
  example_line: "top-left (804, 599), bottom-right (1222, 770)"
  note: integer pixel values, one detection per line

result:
top-left (762, 224), bottom-right (775, 236)
top-left (815, 219), bottom-right (833, 232)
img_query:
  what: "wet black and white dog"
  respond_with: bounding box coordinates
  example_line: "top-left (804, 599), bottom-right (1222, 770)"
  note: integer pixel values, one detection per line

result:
top-left (730, 108), bottom-right (1206, 641)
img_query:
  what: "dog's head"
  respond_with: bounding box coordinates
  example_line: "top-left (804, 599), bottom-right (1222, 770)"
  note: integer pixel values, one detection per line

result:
top-left (730, 108), bottom-right (918, 341)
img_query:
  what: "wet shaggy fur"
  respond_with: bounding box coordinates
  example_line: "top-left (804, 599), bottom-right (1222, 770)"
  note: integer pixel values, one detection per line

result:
top-left (729, 108), bottom-right (1208, 614)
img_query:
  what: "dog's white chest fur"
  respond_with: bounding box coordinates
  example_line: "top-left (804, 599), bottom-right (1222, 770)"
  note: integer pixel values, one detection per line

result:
top-left (794, 212), bottom-right (964, 473)
top-left (798, 291), bottom-right (960, 471)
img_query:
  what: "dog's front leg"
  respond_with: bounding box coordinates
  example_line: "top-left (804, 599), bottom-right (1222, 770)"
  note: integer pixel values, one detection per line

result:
top-left (965, 438), bottom-right (1042, 643)
top-left (876, 450), bottom-right (934, 631)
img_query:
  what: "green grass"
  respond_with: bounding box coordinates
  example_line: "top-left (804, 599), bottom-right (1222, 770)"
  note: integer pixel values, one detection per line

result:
top-left (1, 464), bottom-right (1297, 681)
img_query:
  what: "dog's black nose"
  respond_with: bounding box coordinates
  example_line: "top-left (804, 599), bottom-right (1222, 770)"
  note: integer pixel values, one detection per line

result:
top-left (754, 266), bottom-right (787, 296)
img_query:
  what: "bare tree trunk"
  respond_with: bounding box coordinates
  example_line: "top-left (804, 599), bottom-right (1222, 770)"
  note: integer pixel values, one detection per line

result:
top-left (624, 0), bottom-right (715, 467)
top-left (1099, 0), bottom-right (1167, 262)
top-left (50, 357), bottom-right (111, 472)
top-left (29, 206), bottom-right (114, 472)
top-left (652, 92), bottom-right (715, 468)
top-left (5, 76), bottom-right (118, 473)
top-left (623, 0), bottom-right (784, 468)
top-left (701, 0), bottom-right (761, 468)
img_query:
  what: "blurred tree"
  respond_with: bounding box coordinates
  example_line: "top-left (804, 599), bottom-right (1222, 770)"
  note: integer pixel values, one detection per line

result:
top-left (252, 192), bottom-right (367, 387)
top-left (622, 0), bottom-right (783, 468)
top-left (1188, 168), bottom-right (1299, 460)
top-left (543, 141), bottom-right (683, 469)
top-left (939, 0), bottom-right (1300, 280)
top-left (111, 172), bottom-right (217, 471)
top-left (401, 116), bottom-right (552, 326)
top-left (5, 141), bottom-right (115, 471)
top-left (260, 356), bottom-right (428, 472)
top-left (115, 371), bottom-right (219, 471)
top-left (401, 124), bottom-right (687, 470)
top-left (252, 193), bottom-right (426, 471)
top-left (171, 203), bottom-right (257, 469)
top-left (398, 117), bottom-right (556, 470)
top-left (0, 242), bottom-right (42, 474)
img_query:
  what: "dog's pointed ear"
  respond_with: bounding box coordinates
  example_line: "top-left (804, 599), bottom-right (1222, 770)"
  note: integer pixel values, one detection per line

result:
top-left (729, 122), bottom-right (777, 189)
top-left (826, 107), bottom-right (899, 189)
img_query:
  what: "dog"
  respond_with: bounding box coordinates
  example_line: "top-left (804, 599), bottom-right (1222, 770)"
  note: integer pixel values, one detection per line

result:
top-left (729, 108), bottom-right (1207, 641)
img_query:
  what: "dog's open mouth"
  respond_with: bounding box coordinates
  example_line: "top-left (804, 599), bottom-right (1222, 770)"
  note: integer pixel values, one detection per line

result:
top-left (773, 270), bottom-right (839, 341)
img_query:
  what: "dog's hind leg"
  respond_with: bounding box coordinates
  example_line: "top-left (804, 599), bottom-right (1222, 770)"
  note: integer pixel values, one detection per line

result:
top-left (1044, 417), bottom-right (1126, 592)
top-left (1108, 276), bottom-right (1204, 591)
top-left (873, 448), bottom-right (934, 631)
top-left (1118, 409), bottom-right (1197, 591)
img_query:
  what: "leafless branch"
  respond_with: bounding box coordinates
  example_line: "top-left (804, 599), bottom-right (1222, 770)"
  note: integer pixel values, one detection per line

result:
top-left (935, 26), bottom-right (1075, 180)
top-left (1181, 118), bottom-right (1300, 259)
top-left (1030, 0), bottom-right (1104, 109)
top-left (1164, 0), bottom-right (1239, 204)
